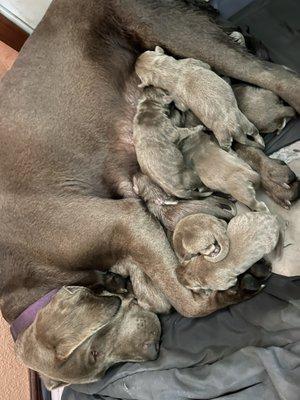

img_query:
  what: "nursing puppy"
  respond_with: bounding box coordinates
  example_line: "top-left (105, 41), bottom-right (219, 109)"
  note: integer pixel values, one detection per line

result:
top-left (133, 86), bottom-right (209, 198)
top-left (135, 46), bottom-right (264, 150)
top-left (181, 131), bottom-right (268, 211)
top-left (133, 172), bottom-right (236, 231)
top-left (176, 212), bottom-right (280, 291)
top-left (233, 84), bottom-right (296, 133)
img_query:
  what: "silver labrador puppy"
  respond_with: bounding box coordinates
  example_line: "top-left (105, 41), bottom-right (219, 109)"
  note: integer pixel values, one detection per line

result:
top-left (136, 46), bottom-right (264, 150)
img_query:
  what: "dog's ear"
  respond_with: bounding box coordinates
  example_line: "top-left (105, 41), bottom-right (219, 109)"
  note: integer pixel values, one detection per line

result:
top-left (15, 286), bottom-right (121, 378)
top-left (155, 46), bottom-right (165, 55)
top-left (52, 287), bottom-right (121, 361)
top-left (40, 374), bottom-right (67, 390)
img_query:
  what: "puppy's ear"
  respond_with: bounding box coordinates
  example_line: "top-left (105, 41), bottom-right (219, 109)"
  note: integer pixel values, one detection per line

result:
top-left (40, 374), bottom-right (67, 390)
top-left (155, 46), bottom-right (165, 55)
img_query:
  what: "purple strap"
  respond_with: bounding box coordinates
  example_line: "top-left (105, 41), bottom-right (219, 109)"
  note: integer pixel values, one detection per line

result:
top-left (10, 289), bottom-right (60, 341)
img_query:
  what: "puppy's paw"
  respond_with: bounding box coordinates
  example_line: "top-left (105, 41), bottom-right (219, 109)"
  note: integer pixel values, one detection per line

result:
top-left (232, 119), bottom-right (265, 149)
top-left (226, 273), bottom-right (266, 303)
top-left (239, 273), bottom-right (265, 292)
top-left (249, 258), bottom-right (272, 280)
top-left (235, 258), bottom-right (271, 296)
top-left (216, 133), bottom-right (233, 151)
top-left (261, 159), bottom-right (299, 208)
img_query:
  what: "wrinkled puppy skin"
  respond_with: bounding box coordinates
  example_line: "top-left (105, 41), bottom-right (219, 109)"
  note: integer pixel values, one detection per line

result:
top-left (135, 46), bottom-right (264, 150)
top-left (133, 172), bottom-right (236, 231)
top-left (173, 213), bottom-right (230, 263)
top-left (233, 84), bottom-right (296, 133)
top-left (133, 86), bottom-right (209, 198)
top-left (235, 144), bottom-right (300, 208)
top-left (181, 131), bottom-right (268, 211)
top-left (176, 212), bottom-right (281, 292)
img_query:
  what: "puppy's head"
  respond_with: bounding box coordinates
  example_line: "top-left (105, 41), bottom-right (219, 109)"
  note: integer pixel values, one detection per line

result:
top-left (15, 286), bottom-right (161, 390)
top-left (136, 46), bottom-right (166, 87)
top-left (176, 212), bottom-right (281, 291)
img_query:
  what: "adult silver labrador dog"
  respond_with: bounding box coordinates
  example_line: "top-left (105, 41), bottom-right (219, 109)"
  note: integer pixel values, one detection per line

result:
top-left (0, 0), bottom-right (298, 390)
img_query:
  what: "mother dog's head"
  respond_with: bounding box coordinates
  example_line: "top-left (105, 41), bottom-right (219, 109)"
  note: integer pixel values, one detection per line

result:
top-left (15, 286), bottom-right (161, 389)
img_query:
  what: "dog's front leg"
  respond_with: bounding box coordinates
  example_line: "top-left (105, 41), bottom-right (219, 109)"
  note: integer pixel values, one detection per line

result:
top-left (112, 0), bottom-right (300, 112)
top-left (37, 196), bottom-right (228, 318)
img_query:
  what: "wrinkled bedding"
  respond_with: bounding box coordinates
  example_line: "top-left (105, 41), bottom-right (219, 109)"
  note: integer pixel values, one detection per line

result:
top-left (62, 275), bottom-right (300, 400)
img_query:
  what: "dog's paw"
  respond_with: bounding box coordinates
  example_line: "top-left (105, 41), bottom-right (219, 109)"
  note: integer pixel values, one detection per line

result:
top-left (260, 159), bottom-right (299, 208)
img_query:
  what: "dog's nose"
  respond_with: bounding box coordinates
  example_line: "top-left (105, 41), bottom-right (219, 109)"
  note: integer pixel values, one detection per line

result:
top-left (143, 341), bottom-right (159, 360)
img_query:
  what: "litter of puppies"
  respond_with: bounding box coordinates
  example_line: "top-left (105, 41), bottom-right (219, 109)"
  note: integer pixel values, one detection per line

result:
top-left (132, 42), bottom-right (298, 296)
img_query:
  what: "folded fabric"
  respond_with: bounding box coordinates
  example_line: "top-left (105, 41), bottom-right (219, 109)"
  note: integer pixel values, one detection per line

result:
top-left (63, 274), bottom-right (300, 400)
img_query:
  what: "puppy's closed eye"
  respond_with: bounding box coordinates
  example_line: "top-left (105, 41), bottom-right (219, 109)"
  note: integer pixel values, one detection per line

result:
top-left (183, 252), bottom-right (199, 262)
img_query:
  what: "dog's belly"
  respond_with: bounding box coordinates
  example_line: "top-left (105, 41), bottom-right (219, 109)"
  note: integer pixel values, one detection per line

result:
top-left (102, 74), bottom-right (142, 198)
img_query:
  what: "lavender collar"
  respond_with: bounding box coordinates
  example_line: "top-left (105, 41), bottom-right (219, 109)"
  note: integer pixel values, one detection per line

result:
top-left (10, 289), bottom-right (60, 341)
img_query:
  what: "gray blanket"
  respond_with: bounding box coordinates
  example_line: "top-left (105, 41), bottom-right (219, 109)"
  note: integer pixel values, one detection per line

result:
top-left (63, 275), bottom-right (300, 400)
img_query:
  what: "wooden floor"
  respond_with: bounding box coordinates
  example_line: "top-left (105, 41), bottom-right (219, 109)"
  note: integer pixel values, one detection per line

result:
top-left (0, 13), bottom-right (28, 51)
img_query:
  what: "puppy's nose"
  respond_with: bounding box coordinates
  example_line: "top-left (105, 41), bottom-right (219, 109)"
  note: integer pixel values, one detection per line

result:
top-left (143, 341), bottom-right (159, 360)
